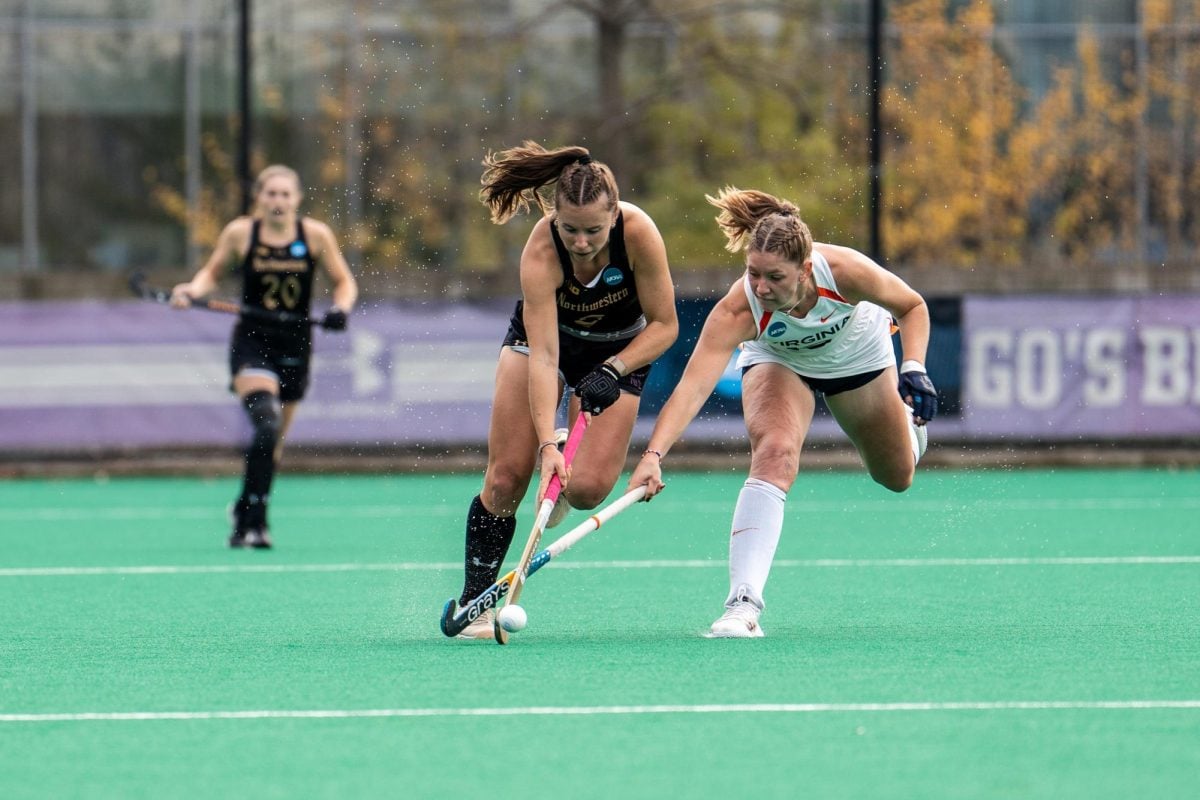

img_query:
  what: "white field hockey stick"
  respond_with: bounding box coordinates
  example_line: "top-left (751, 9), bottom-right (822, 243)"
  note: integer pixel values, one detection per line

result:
top-left (492, 412), bottom-right (590, 644)
top-left (439, 484), bottom-right (646, 638)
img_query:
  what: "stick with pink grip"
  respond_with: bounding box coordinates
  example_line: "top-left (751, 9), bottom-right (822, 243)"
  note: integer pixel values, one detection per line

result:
top-left (490, 413), bottom-right (590, 643)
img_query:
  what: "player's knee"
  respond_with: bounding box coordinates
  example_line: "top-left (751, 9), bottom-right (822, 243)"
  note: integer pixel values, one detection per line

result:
top-left (873, 467), bottom-right (914, 493)
top-left (484, 465), bottom-right (530, 512)
top-left (564, 480), bottom-right (608, 511)
top-left (243, 390), bottom-right (282, 451)
top-left (748, 440), bottom-right (800, 488)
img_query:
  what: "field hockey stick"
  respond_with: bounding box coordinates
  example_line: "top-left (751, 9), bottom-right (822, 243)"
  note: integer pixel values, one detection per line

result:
top-left (491, 412), bottom-right (591, 644)
top-left (439, 484), bottom-right (646, 638)
top-left (127, 272), bottom-right (325, 327)
top-left (437, 413), bottom-right (589, 640)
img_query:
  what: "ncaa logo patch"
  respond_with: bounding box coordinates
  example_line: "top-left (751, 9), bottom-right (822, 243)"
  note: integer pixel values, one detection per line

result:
top-left (767, 321), bottom-right (787, 337)
top-left (289, 241), bottom-right (308, 258)
top-left (601, 266), bottom-right (624, 286)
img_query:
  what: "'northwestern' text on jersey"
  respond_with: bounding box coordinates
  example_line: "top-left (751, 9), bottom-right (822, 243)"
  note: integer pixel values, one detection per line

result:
top-left (548, 210), bottom-right (646, 342)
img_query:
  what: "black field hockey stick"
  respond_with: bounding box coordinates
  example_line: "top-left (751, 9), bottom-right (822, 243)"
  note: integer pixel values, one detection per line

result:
top-left (128, 272), bottom-right (327, 328)
top-left (439, 484), bottom-right (647, 638)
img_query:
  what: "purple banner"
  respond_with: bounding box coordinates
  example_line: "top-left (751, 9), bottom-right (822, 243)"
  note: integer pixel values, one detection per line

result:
top-left (963, 295), bottom-right (1200, 438)
top-left (1, 300), bottom-right (510, 450)
top-left (12, 295), bottom-right (1195, 452)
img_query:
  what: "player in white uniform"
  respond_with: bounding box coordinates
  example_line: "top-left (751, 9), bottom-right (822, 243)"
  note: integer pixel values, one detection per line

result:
top-left (628, 187), bottom-right (937, 638)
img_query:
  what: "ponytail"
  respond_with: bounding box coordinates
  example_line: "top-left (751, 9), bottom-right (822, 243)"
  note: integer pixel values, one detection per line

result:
top-left (705, 186), bottom-right (811, 262)
top-left (480, 141), bottom-right (619, 224)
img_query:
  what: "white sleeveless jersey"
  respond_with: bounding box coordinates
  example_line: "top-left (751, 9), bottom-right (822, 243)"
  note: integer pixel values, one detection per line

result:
top-left (736, 249), bottom-right (898, 379)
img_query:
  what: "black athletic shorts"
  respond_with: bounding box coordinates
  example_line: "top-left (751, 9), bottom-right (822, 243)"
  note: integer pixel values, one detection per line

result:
top-left (743, 364), bottom-right (886, 397)
top-left (229, 322), bottom-right (312, 402)
top-left (502, 309), bottom-right (649, 395)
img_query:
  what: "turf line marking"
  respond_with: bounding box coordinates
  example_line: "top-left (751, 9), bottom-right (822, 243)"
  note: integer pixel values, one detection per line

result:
top-left (0, 563), bottom-right (463, 577)
top-left (4, 496), bottom-right (1200, 521)
top-left (2, 555), bottom-right (1198, 578)
top-left (560, 556), bottom-right (1200, 568)
top-left (3, 700), bottom-right (1198, 724)
top-left (772, 555), bottom-right (1200, 567)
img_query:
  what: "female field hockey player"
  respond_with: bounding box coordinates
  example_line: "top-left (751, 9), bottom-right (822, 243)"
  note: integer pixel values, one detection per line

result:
top-left (628, 187), bottom-right (937, 638)
top-left (170, 164), bottom-right (358, 548)
top-left (453, 142), bottom-right (678, 639)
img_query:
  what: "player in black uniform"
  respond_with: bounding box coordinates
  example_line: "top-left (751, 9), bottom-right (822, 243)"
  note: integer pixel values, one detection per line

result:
top-left (453, 142), bottom-right (679, 638)
top-left (170, 165), bottom-right (357, 548)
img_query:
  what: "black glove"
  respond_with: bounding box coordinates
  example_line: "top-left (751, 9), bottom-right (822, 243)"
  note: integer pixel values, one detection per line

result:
top-left (575, 362), bottom-right (622, 415)
top-left (321, 308), bottom-right (348, 331)
top-left (898, 364), bottom-right (938, 423)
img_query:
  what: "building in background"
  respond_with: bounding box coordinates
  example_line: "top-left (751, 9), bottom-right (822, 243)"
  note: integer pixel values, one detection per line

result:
top-left (3, 1), bottom-right (1198, 298)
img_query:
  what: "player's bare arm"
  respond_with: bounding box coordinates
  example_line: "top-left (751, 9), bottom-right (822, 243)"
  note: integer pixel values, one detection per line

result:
top-left (610, 203), bottom-right (679, 373)
top-left (817, 242), bottom-right (930, 365)
top-left (651, 282), bottom-right (754, 456)
top-left (520, 216), bottom-right (569, 458)
top-left (170, 217), bottom-right (250, 307)
top-left (305, 218), bottom-right (358, 313)
top-left (629, 283), bottom-right (755, 498)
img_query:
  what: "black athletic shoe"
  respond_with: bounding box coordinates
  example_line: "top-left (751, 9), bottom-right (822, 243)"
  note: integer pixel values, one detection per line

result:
top-left (228, 499), bottom-right (251, 548)
top-left (244, 528), bottom-right (273, 549)
top-left (228, 496), bottom-right (270, 549)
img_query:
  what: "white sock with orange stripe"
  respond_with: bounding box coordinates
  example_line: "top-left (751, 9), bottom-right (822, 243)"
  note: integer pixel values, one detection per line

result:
top-left (724, 477), bottom-right (787, 610)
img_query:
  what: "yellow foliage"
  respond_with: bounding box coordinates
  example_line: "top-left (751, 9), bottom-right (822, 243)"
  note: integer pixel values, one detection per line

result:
top-left (141, 0), bottom-right (1200, 278)
top-left (882, 0), bottom-right (1193, 269)
top-left (886, 0), bottom-right (1026, 266)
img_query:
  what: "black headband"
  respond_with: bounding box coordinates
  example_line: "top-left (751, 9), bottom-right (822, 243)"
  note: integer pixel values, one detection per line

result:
top-left (576, 154), bottom-right (594, 165)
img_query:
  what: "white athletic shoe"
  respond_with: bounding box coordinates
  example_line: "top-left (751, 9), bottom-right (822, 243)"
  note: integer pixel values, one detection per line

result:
top-left (914, 419), bottom-right (928, 460)
top-left (707, 600), bottom-right (765, 638)
top-left (455, 609), bottom-right (496, 640)
top-left (907, 405), bottom-right (928, 462)
top-left (546, 496), bottom-right (571, 529)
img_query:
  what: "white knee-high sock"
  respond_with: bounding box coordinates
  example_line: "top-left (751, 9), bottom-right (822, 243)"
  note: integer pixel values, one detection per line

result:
top-left (725, 477), bottom-right (787, 610)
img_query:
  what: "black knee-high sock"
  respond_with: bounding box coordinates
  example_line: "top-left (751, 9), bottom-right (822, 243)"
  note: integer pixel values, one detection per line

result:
top-left (461, 495), bottom-right (517, 605)
top-left (237, 390), bottom-right (281, 528)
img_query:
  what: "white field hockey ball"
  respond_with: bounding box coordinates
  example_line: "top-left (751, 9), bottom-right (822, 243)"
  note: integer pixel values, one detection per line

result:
top-left (497, 604), bottom-right (527, 632)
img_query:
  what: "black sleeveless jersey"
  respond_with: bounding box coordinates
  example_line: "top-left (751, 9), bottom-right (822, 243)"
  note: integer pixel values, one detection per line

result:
top-left (547, 210), bottom-right (644, 337)
top-left (238, 218), bottom-right (316, 336)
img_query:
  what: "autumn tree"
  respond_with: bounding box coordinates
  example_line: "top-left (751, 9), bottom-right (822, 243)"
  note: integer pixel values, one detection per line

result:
top-left (1144, 0), bottom-right (1200, 264)
top-left (147, 0), bottom-right (1200, 291)
top-left (884, 0), bottom-right (1029, 266)
top-left (1009, 30), bottom-right (1144, 267)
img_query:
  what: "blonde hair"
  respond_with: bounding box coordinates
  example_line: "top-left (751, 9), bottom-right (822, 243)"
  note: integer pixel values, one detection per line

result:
top-left (705, 186), bottom-right (812, 263)
top-left (479, 141), bottom-right (619, 224)
top-left (252, 165), bottom-right (303, 212)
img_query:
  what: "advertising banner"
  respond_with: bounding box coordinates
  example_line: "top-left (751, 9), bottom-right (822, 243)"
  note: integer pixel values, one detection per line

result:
top-left (0, 301), bottom-right (508, 450)
top-left (11, 294), bottom-right (1194, 452)
top-left (962, 295), bottom-right (1200, 438)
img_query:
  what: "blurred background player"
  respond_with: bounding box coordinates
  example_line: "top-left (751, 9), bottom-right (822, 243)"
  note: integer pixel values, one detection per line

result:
top-left (629, 186), bottom-right (937, 638)
top-left (170, 164), bottom-right (358, 548)
top-left (453, 142), bottom-right (679, 638)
